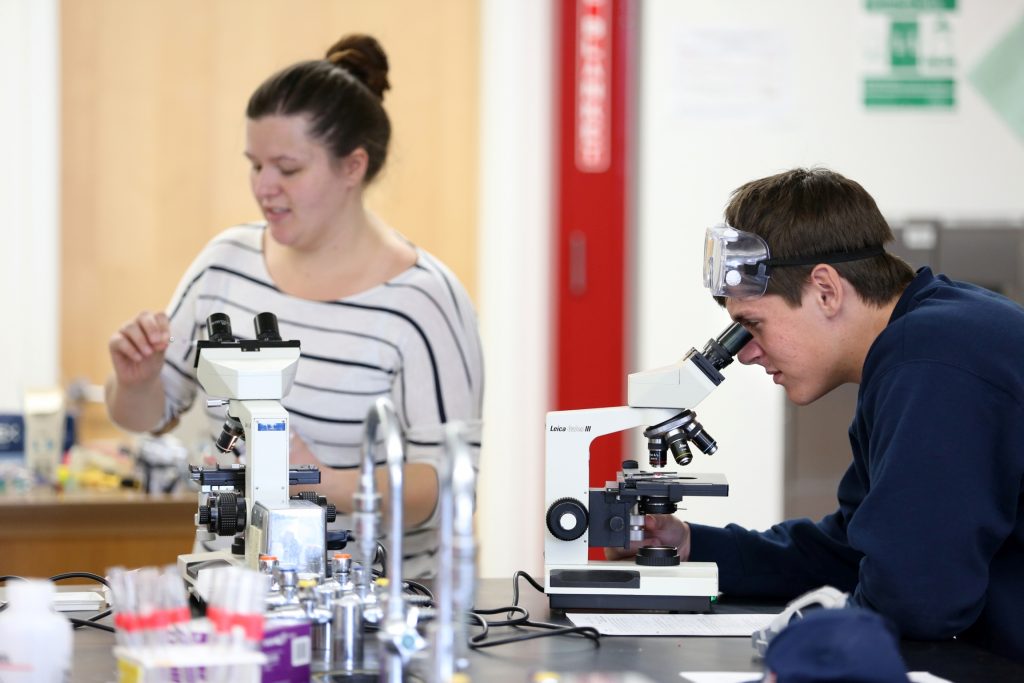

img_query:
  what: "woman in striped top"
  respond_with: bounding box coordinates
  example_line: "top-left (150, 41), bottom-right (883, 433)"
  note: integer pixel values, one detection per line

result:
top-left (105, 34), bottom-right (483, 577)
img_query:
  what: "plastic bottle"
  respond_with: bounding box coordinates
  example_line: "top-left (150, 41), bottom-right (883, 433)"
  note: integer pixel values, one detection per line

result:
top-left (0, 579), bottom-right (72, 683)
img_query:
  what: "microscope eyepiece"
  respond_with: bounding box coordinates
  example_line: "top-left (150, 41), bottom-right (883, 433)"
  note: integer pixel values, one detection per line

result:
top-left (701, 322), bottom-right (753, 370)
top-left (206, 313), bottom-right (235, 343)
top-left (718, 322), bottom-right (753, 356)
top-left (254, 312), bottom-right (282, 341)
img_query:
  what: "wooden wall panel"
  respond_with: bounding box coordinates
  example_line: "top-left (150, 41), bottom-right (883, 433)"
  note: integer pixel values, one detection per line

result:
top-left (0, 491), bottom-right (196, 577)
top-left (60, 0), bottom-right (480, 440)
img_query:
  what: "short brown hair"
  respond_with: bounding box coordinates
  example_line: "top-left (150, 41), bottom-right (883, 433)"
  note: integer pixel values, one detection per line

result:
top-left (721, 167), bottom-right (914, 306)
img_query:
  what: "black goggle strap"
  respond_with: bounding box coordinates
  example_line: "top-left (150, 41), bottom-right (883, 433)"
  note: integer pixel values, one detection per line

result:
top-left (758, 245), bottom-right (886, 276)
top-left (734, 261), bottom-right (772, 278)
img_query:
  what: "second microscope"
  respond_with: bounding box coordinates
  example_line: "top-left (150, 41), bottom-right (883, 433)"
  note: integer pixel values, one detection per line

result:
top-left (544, 322), bottom-right (751, 612)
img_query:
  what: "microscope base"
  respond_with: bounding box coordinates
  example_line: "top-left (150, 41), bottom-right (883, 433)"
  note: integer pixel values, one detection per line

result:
top-left (544, 560), bottom-right (718, 613)
top-left (549, 592), bottom-right (710, 612)
top-left (177, 549), bottom-right (243, 604)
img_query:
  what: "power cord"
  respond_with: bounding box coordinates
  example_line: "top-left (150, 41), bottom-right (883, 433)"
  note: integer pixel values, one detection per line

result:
top-left (0, 572), bottom-right (114, 633)
top-left (467, 570), bottom-right (600, 649)
top-left (403, 578), bottom-right (435, 603)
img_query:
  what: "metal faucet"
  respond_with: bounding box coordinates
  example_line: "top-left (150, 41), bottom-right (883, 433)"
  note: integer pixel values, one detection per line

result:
top-left (359, 397), bottom-right (426, 682)
top-left (354, 398), bottom-right (395, 601)
top-left (432, 421), bottom-right (478, 682)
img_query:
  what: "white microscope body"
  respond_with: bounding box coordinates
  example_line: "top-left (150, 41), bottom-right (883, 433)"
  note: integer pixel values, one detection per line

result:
top-left (178, 313), bottom-right (328, 598)
top-left (544, 323), bottom-right (750, 611)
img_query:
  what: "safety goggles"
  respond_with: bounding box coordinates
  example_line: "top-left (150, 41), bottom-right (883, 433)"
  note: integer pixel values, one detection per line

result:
top-left (703, 224), bottom-right (885, 299)
top-left (703, 224), bottom-right (773, 298)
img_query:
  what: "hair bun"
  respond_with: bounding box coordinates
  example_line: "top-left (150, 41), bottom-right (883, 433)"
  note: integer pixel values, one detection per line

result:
top-left (325, 34), bottom-right (391, 101)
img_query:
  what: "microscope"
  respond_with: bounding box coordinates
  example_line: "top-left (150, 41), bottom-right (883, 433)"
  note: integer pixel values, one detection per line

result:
top-left (177, 312), bottom-right (335, 599)
top-left (544, 322), bottom-right (751, 612)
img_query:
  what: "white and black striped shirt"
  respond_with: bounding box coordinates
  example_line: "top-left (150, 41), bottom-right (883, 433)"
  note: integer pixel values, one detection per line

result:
top-left (159, 224), bottom-right (484, 577)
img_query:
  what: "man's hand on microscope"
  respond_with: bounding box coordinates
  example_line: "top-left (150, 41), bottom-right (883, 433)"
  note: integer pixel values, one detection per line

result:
top-left (604, 514), bottom-right (692, 562)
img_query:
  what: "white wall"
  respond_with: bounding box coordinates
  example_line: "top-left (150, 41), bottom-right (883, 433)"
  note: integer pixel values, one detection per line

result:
top-left (636, 0), bottom-right (1024, 532)
top-left (475, 0), bottom-right (553, 578)
top-left (0, 0), bottom-right (60, 412)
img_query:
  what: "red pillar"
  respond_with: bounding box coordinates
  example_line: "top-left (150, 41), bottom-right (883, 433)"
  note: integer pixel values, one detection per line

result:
top-left (553, 0), bottom-right (636, 558)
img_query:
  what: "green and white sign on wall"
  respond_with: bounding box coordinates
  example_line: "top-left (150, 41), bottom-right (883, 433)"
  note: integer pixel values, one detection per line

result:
top-left (969, 11), bottom-right (1024, 143)
top-left (863, 0), bottom-right (957, 108)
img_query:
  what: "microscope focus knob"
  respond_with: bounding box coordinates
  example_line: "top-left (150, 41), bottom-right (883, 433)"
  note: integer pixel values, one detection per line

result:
top-left (293, 491), bottom-right (337, 523)
top-left (207, 492), bottom-right (246, 536)
top-left (546, 498), bottom-right (588, 541)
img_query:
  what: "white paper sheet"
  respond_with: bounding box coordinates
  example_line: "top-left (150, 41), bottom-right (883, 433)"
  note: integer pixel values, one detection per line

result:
top-left (52, 590), bottom-right (106, 612)
top-left (678, 674), bottom-right (951, 683)
top-left (566, 612), bottom-right (778, 637)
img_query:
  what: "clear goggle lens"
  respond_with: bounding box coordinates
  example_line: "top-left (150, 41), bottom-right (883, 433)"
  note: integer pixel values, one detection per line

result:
top-left (703, 224), bottom-right (771, 299)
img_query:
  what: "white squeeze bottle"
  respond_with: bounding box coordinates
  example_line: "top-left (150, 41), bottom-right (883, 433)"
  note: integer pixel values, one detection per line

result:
top-left (0, 579), bottom-right (73, 682)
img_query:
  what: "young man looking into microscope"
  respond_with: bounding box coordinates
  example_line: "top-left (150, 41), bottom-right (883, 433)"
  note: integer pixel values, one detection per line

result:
top-left (611, 167), bottom-right (1024, 663)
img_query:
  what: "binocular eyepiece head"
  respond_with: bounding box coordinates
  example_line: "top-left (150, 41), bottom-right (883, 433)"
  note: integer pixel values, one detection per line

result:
top-left (205, 311), bottom-right (283, 343)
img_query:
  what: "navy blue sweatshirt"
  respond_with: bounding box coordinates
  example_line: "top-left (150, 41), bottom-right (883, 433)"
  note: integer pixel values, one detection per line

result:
top-left (689, 268), bottom-right (1024, 662)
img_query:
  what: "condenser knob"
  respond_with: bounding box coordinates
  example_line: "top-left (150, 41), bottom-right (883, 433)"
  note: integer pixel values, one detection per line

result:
top-left (635, 545), bottom-right (681, 567)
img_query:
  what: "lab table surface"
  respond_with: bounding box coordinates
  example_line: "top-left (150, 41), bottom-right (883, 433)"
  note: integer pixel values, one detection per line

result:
top-left (68, 577), bottom-right (1024, 683)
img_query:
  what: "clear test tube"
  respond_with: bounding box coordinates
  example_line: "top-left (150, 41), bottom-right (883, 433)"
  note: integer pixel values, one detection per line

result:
top-left (135, 567), bottom-right (162, 647)
top-left (240, 570), bottom-right (269, 650)
top-left (106, 566), bottom-right (130, 647)
top-left (159, 565), bottom-right (191, 643)
top-left (209, 566), bottom-right (242, 649)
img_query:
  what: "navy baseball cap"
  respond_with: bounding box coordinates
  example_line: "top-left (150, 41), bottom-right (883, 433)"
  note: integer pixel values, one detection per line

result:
top-left (754, 608), bottom-right (911, 683)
